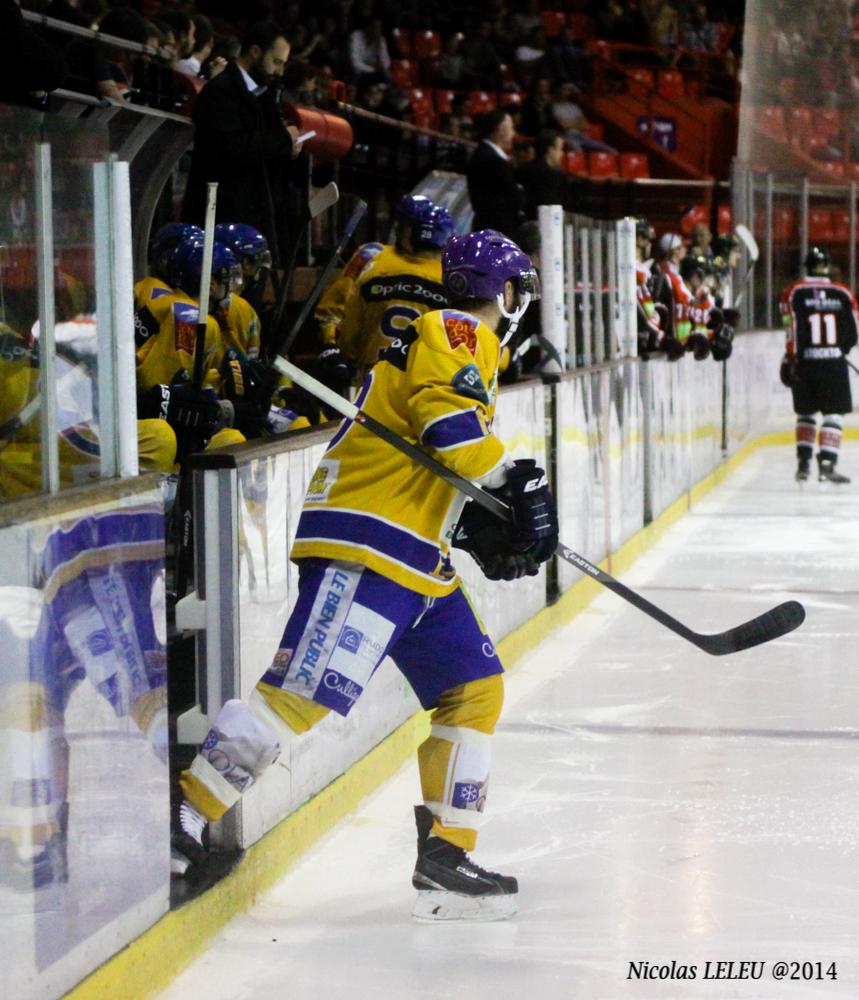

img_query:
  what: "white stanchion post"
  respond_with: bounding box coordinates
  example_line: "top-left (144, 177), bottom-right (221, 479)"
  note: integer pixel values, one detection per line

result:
top-left (616, 217), bottom-right (637, 357)
top-left (538, 204), bottom-right (565, 372)
top-left (111, 159), bottom-right (139, 478)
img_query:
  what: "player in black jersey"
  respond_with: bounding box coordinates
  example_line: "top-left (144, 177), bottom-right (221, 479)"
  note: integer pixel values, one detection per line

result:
top-left (779, 247), bottom-right (858, 483)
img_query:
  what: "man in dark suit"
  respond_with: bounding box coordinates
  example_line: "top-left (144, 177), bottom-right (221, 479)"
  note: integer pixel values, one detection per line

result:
top-left (183, 20), bottom-right (302, 264)
top-left (466, 110), bottom-right (524, 239)
top-left (519, 129), bottom-right (568, 220)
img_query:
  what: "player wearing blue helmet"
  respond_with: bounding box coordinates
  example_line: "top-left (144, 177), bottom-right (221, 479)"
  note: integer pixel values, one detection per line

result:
top-left (134, 223), bottom-right (204, 349)
top-left (174, 229), bottom-right (557, 924)
top-left (314, 194), bottom-right (454, 388)
top-left (326, 195), bottom-right (455, 386)
top-left (214, 223), bottom-right (274, 325)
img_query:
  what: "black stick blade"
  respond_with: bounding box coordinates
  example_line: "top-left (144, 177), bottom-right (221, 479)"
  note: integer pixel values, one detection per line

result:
top-left (693, 600), bottom-right (806, 656)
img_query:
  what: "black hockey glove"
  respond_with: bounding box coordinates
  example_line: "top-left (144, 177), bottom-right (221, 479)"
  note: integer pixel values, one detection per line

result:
top-left (710, 324), bottom-right (733, 361)
top-left (452, 500), bottom-right (541, 581)
top-left (504, 459), bottom-right (559, 563)
top-left (780, 353), bottom-right (799, 388)
top-left (140, 376), bottom-right (224, 437)
top-left (317, 346), bottom-right (355, 396)
top-left (662, 335), bottom-right (686, 362)
top-left (686, 333), bottom-right (712, 361)
top-left (220, 350), bottom-right (279, 438)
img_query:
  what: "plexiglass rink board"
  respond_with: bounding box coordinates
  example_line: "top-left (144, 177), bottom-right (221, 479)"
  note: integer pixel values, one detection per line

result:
top-left (725, 330), bottom-right (794, 452)
top-left (0, 486), bottom-right (168, 1000)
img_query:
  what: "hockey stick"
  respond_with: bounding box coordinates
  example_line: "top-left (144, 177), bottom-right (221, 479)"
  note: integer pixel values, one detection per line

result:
top-left (192, 182), bottom-right (218, 390)
top-left (269, 197), bottom-right (367, 360)
top-left (732, 223), bottom-right (759, 309)
top-left (273, 356), bottom-right (805, 656)
top-left (269, 181), bottom-right (341, 348)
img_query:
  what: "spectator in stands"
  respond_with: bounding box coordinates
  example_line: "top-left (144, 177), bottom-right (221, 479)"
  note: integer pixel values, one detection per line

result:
top-left (156, 10), bottom-right (195, 63)
top-left (550, 81), bottom-right (616, 153)
top-left (176, 14), bottom-right (215, 78)
top-left (201, 36), bottom-right (238, 80)
top-left (689, 220), bottom-right (713, 260)
top-left (65, 6), bottom-right (149, 100)
top-left (348, 17), bottom-right (391, 83)
top-left (643, 0), bottom-right (680, 55)
top-left (681, 2), bottom-right (719, 52)
top-left (511, 0), bottom-right (541, 40)
top-left (594, 0), bottom-right (646, 44)
top-left (466, 109), bottom-right (523, 238)
top-left (439, 32), bottom-right (466, 89)
top-left (0, 0), bottom-right (67, 107)
top-left (514, 27), bottom-right (547, 88)
top-left (463, 19), bottom-right (503, 91)
top-left (519, 129), bottom-right (567, 220)
top-left (440, 93), bottom-right (473, 140)
top-left (183, 20), bottom-right (303, 264)
top-left (547, 26), bottom-right (589, 91)
top-left (519, 76), bottom-right (557, 139)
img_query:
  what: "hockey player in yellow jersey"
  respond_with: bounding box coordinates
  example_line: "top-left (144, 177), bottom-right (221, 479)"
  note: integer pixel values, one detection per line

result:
top-left (173, 231), bottom-right (558, 923)
top-left (316, 195), bottom-right (453, 392)
top-left (136, 240), bottom-right (243, 453)
top-left (314, 238), bottom-right (385, 345)
top-left (133, 223), bottom-right (203, 349)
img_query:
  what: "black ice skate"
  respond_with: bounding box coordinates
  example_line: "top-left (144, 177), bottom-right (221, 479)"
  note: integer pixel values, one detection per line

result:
top-left (170, 799), bottom-right (209, 878)
top-left (411, 804), bottom-right (518, 922)
top-left (818, 458), bottom-right (850, 484)
top-left (795, 458), bottom-right (810, 482)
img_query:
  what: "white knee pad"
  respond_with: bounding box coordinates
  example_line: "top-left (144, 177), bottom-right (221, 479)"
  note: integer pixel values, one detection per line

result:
top-left (423, 724), bottom-right (492, 833)
top-left (190, 698), bottom-right (283, 808)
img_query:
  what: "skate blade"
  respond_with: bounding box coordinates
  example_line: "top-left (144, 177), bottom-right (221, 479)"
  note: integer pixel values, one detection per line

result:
top-left (411, 890), bottom-right (518, 923)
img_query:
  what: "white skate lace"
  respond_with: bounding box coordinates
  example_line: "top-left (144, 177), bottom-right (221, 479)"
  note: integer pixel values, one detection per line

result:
top-left (179, 801), bottom-right (207, 845)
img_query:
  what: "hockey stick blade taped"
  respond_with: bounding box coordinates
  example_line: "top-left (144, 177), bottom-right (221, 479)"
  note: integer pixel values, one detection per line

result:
top-left (696, 600), bottom-right (806, 656)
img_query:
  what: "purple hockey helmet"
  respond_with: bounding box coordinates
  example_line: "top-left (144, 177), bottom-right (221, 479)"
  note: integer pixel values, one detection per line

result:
top-left (394, 194), bottom-right (454, 249)
top-left (443, 229), bottom-right (539, 303)
top-left (442, 230), bottom-right (539, 343)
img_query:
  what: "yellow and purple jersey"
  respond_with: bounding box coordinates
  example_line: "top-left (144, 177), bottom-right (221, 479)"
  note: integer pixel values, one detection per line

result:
top-left (291, 307), bottom-right (506, 597)
top-left (337, 245), bottom-right (447, 374)
top-left (135, 290), bottom-right (222, 392)
top-left (315, 241), bottom-right (386, 345)
top-left (213, 293), bottom-right (261, 362)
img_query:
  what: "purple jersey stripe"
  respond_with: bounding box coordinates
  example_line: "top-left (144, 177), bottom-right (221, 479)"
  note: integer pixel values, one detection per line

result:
top-left (420, 408), bottom-right (485, 451)
top-left (295, 508), bottom-right (440, 575)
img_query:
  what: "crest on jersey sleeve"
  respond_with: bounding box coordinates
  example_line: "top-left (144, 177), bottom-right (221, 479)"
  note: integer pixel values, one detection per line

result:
top-left (452, 363), bottom-right (489, 405)
top-left (442, 310), bottom-right (478, 356)
top-left (173, 302), bottom-right (199, 356)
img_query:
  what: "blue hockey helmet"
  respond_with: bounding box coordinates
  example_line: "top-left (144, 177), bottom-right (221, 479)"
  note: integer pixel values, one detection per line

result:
top-left (165, 239), bottom-right (240, 299)
top-left (394, 194), bottom-right (454, 249)
top-left (442, 230), bottom-right (539, 343)
top-left (214, 223), bottom-right (272, 272)
top-left (149, 222), bottom-right (203, 280)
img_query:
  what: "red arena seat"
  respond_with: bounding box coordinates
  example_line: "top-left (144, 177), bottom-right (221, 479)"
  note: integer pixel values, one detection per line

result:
top-left (657, 69), bottom-right (685, 98)
top-left (413, 30), bottom-right (441, 60)
top-left (717, 203), bottom-right (732, 235)
top-left (627, 67), bottom-right (654, 97)
top-left (619, 152), bottom-right (650, 179)
top-left (563, 150), bottom-right (587, 175)
top-left (391, 28), bottom-right (412, 57)
top-left (391, 59), bottom-right (418, 90)
top-left (540, 10), bottom-right (567, 38)
top-left (467, 90), bottom-right (497, 116)
top-left (587, 151), bottom-right (619, 179)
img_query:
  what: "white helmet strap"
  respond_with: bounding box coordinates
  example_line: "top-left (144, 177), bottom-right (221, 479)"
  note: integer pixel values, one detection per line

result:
top-left (496, 290), bottom-right (532, 346)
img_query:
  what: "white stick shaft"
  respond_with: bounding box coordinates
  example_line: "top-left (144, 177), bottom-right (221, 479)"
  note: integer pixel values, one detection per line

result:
top-left (274, 356), bottom-right (359, 419)
top-left (197, 182), bottom-right (218, 326)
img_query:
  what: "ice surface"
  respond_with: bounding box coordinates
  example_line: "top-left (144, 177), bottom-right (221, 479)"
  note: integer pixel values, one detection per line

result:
top-left (158, 447), bottom-right (859, 1000)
